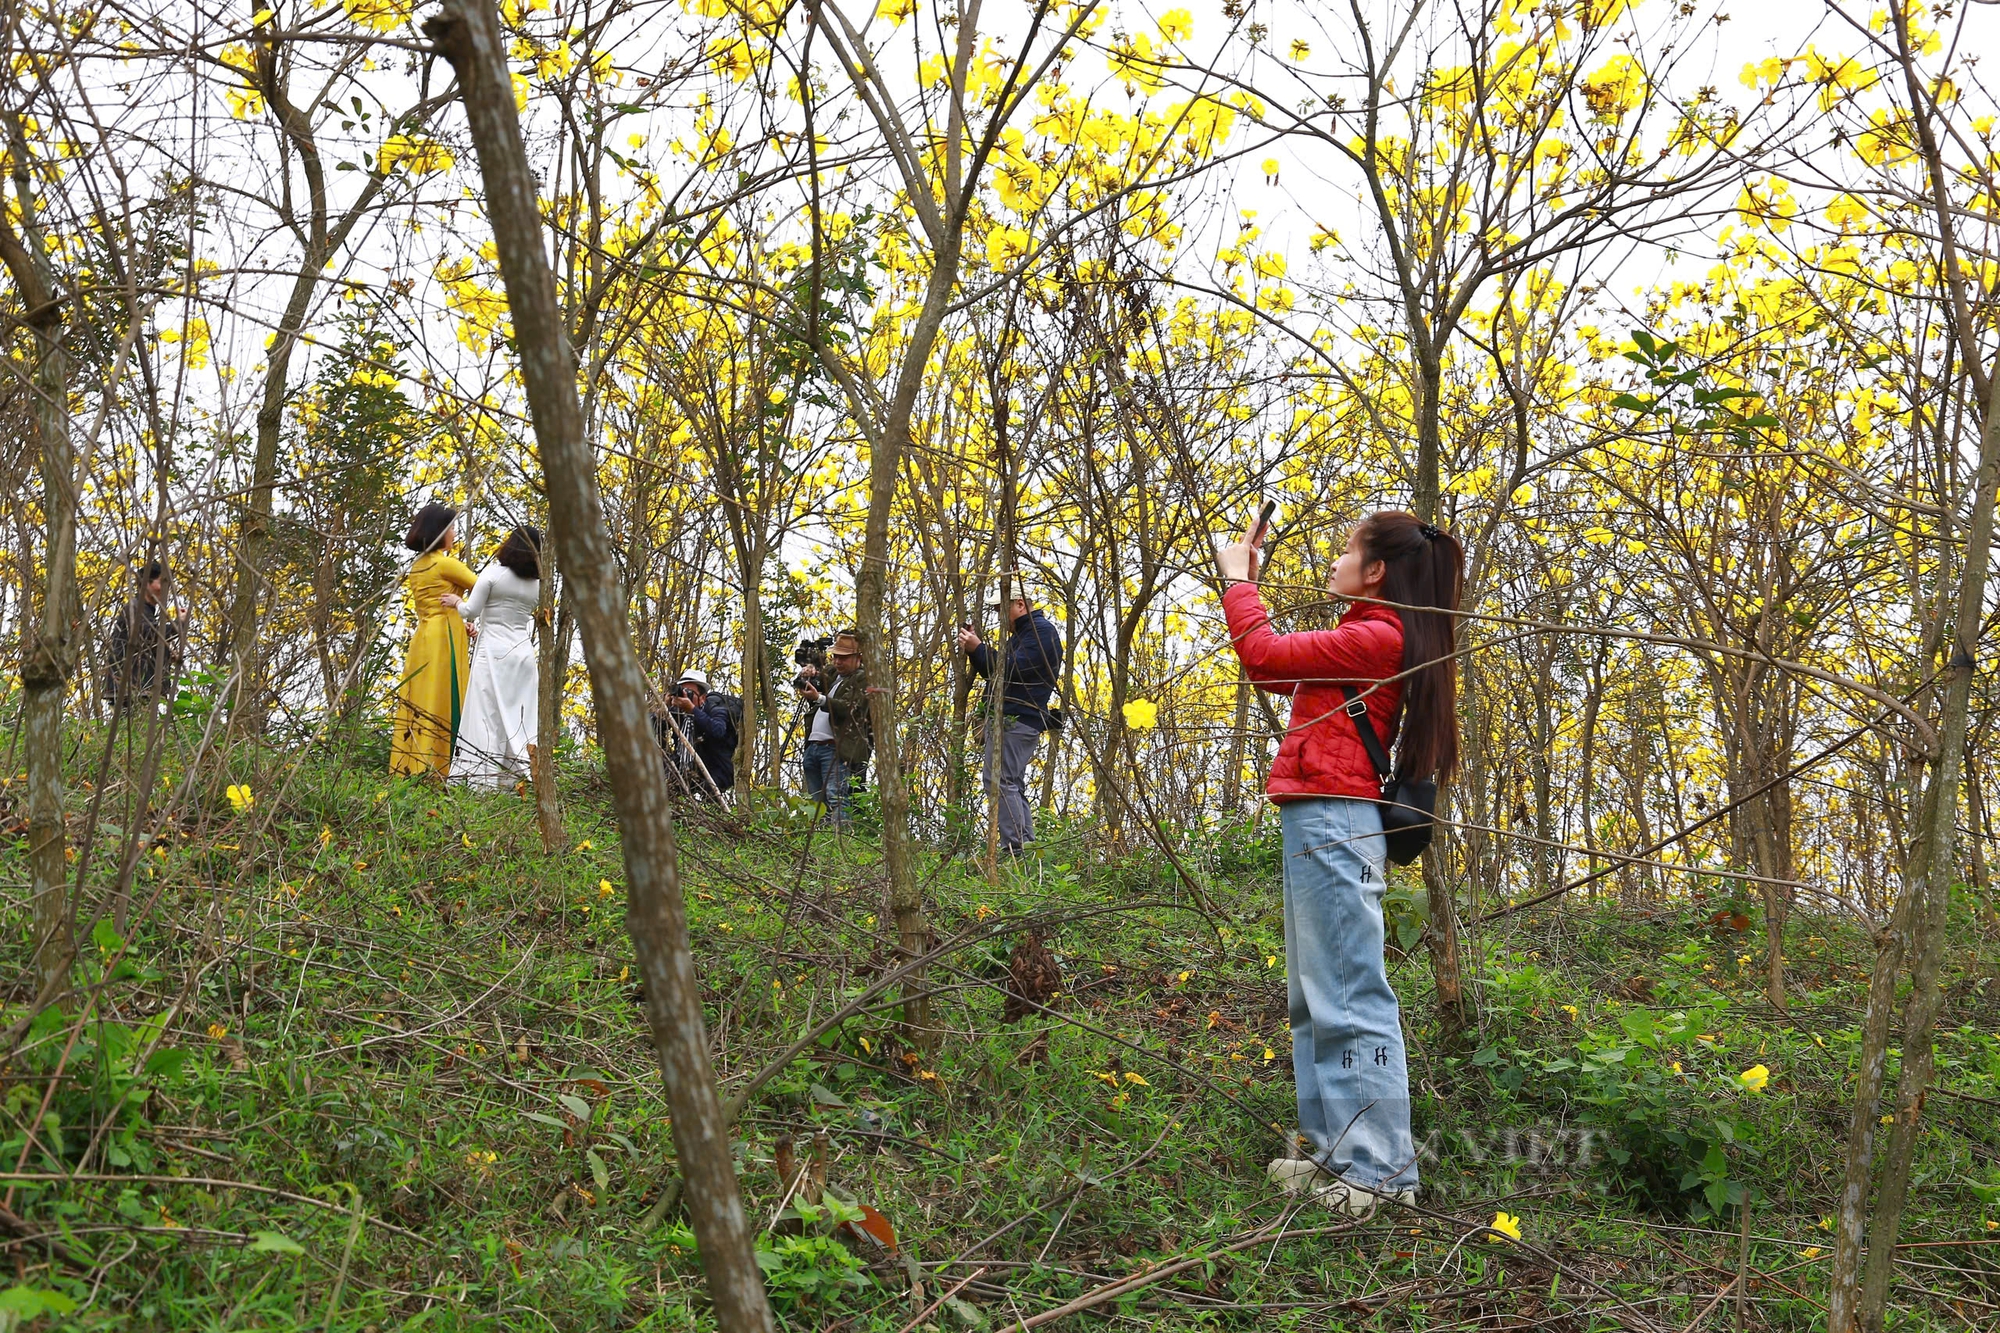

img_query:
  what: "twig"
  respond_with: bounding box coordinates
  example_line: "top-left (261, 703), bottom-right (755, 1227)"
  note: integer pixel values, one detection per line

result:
top-left (0, 1174), bottom-right (433, 1246)
top-left (893, 1265), bottom-right (987, 1333)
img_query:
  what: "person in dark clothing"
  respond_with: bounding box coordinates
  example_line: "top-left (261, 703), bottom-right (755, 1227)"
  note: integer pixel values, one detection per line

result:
top-left (798, 630), bottom-right (871, 825)
top-left (656, 671), bottom-right (737, 799)
top-left (104, 559), bottom-right (182, 709)
top-left (958, 595), bottom-right (1063, 854)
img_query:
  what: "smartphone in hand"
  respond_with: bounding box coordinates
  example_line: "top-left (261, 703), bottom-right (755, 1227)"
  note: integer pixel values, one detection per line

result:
top-left (1249, 498), bottom-right (1279, 546)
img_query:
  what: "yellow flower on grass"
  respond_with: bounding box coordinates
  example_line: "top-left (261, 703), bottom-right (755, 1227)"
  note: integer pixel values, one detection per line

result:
top-left (1800, 1246), bottom-right (1824, 1259)
top-left (1122, 1072), bottom-right (1148, 1087)
top-left (574, 839), bottom-right (592, 852)
top-left (599, 879), bottom-right (616, 898)
top-left (1121, 698), bottom-right (1159, 730)
top-left (206, 1023), bottom-right (229, 1040)
top-left (1489, 1211), bottom-right (1522, 1242)
top-left (225, 783), bottom-right (254, 812)
top-left (1737, 1064), bottom-right (1771, 1093)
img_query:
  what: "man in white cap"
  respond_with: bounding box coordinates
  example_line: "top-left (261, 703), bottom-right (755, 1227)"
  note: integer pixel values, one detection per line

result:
top-left (659, 670), bottom-right (738, 796)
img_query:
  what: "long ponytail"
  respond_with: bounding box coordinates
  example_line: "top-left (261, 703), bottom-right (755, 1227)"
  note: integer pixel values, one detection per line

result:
top-left (1357, 510), bottom-right (1465, 784)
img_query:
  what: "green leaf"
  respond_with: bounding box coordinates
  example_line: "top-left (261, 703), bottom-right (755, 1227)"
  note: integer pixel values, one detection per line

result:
top-left (93, 917), bottom-right (124, 953)
top-left (557, 1093), bottom-right (592, 1122)
top-left (0, 1286), bottom-right (78, 1317)
top-left (249, 1231), bottom-right (305, 1255)
top-left (585, 1147), bottom-right (610, 1193)
top-left (809, 1083), bottom-right (849, 1109)
top-left (521, 1111), bottom-right (566, 1130)
top-left (1631, 329), bottom-right (1657, 355)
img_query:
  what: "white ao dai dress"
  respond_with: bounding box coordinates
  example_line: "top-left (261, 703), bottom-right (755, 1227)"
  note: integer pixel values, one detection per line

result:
top-left (448, 564), bottom-right (540, 791)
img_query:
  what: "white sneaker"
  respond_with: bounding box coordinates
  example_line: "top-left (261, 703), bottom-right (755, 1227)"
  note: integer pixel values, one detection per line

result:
top-left (1310, 1177), bottom-right (1417, 1216)
top-left (1266, 1157), bottom-right (1329, 1194)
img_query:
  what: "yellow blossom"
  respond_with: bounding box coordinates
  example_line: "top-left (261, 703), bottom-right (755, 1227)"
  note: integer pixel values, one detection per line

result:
top-left (1489, 1211), bottom-right (1522, 1242)
top-left (225, 783), bottom-right (254, 812)
top-left (1737, 1064), bottom-right (1771, 1093)
top-left (1122, 698), bottom-right (1159, 729)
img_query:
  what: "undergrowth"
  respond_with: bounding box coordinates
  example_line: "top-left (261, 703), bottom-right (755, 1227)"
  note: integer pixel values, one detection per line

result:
top-left (2, 721), bottom-right (1997, 1329)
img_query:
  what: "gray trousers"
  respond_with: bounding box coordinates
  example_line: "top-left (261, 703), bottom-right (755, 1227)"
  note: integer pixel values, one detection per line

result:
top-left (983, 717), bottom-right (1041, 851)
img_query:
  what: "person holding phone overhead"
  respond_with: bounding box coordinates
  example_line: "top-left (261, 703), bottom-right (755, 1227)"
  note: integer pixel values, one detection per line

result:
top-left (390, 502), bottom-right (478, 778)
top-left (1216, 507), bottom-right (1465, 1214)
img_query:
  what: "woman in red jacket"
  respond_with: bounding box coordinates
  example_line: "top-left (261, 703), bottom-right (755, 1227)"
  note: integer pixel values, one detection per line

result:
top-left (1218, 509), bottom-right (1464, 1214)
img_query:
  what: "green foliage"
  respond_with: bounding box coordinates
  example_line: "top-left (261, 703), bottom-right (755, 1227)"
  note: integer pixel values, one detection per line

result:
top-left (5, 730), bottom-right (1991, 1330)
top-left (270, 304), bottom-right (432, 719)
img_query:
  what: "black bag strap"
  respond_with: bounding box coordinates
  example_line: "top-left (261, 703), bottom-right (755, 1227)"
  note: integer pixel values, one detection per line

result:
top-left (1339, 685), bottom-right (1395, 786)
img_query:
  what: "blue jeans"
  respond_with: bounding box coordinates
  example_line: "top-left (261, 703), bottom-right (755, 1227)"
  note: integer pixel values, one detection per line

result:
top-left (1280, 797), bottom-right (1418, 1191)
top-left (801, 742), bottom-right (857, 825)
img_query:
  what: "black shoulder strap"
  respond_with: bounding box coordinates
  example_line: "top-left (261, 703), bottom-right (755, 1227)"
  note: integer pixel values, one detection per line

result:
top-left (1339, 685), bottom-right (1394, 785)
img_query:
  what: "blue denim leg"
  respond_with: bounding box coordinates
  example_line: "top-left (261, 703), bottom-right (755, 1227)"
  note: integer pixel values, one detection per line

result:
top-left (1280, 797), bottom-right (1418, 1191)
top-left (825, 756), bottom-right (856, 826)
top-left (802, 743), bottom-right (833, 808)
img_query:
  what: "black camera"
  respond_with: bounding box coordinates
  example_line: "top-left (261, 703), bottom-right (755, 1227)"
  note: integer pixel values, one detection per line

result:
top-left (792, 634), bottom-right (832, 693)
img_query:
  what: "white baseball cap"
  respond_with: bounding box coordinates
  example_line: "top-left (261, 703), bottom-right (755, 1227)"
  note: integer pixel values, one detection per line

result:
top-left (677, 672), bottom-right (709, 691)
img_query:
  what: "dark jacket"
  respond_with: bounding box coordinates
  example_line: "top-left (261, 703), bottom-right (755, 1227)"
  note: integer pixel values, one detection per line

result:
top-left (809, 666), bottom-right (873, 768)
top-left (657, 696), bottom-right (736, 793)
top-left (105, 597), bottom-right (181, 705)
top-left (968, 609), bottom-right (1064, 732)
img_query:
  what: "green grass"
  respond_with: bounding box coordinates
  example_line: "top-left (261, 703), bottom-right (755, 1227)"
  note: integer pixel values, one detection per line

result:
top-left (4, 721), bottom-right (1998, 1329)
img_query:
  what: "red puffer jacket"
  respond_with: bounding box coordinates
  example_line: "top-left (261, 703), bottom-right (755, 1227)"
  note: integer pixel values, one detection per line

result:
top-left (1222, 582), bottom-right (1404, 803)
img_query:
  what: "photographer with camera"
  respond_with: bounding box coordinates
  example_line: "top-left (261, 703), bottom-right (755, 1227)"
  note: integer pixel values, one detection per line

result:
top-left (959, 593), bottom-right (1063, 857)
top-left (654, 671), bottom-right (740, 800)
top-left (796, 631), bottom-right (870, 825)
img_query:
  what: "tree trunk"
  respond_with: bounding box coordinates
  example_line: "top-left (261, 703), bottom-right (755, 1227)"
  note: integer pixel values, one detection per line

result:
top-left (857, 239), bottom-right (960, 1046)
top-left (425, 6), bottom-right (771, 1327)
top-left (531, 531), bottom-right (565, 851)
top-left (1836, 366), bottom-right (2000, 1333)
top-left (225, 263), bottom-right (320, 728)
top-left (736, 550), bottom-right (765, 806)
top-left (1223, 676), bottom-right (1249, 815)
top-left (1421, 809), bottom-right (1471, 1043)
top-left (1, 127), bottom-right (77, 1005)
top-left (1412, 353), bottom-right (1442, 522)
